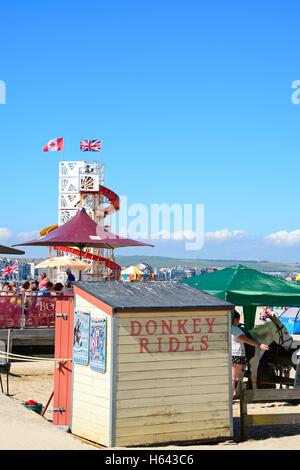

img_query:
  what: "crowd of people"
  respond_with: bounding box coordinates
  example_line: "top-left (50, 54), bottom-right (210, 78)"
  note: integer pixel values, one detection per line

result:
top-left (0, 269), bottom-right (75, 297)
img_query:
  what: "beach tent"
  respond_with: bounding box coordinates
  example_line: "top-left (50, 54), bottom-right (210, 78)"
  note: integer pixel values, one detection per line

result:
top-left (121, 266), bottom-right (146, 281)
top-left (279, 307), bottom-right (300, 334)
top-left (181, 264), bottom-right (300, 329)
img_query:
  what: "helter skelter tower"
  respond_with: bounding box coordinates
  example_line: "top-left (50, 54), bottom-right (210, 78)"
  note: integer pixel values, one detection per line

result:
top-left (58, 159), bottom-right (120, 280)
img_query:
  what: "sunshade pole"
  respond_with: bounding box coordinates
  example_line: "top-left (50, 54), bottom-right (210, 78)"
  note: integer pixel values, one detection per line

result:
top-left (79, 245), bottom-right (83, 281)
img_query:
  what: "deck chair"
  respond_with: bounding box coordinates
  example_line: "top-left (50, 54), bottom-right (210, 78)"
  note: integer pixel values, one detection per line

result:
top-left (0, 332), bottom-right (12, 396)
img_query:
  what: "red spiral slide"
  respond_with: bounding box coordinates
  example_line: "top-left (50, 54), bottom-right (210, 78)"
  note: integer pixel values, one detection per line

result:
top-left (41, 184), bottom-right (122, 272)
top-left (54, 245), bottom-right (121, 272)
top-left (100, 185), bottom-right (120, 217)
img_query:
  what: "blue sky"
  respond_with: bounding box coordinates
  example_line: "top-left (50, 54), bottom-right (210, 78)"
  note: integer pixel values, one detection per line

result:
top-left (1, 1), bottom-right (300, 261)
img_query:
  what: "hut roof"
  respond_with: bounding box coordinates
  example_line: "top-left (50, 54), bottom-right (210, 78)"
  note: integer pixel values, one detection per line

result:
top-left (74, 281), bottom-right (233, 313)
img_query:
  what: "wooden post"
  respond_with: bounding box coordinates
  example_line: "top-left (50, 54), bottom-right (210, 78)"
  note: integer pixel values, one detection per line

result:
top-left (239, 389), bottom-right (300, 441)
top-left (78, 245), bottom-right (83, 281)
top-left (240, 390), bottom-right (248, 442)
top-left (6, 329), bottom-right (11, 396)
top-left (236, 366), bottom-right (246, 398)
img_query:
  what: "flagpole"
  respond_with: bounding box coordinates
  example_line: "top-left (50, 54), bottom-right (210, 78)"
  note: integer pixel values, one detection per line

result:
top-left (61, 136), bottom-right (65, 162)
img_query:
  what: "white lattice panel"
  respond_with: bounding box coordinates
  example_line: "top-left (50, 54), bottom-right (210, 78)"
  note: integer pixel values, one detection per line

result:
top-left (59, 209), bottom-right (77, 225)
top-left (59, 161), bottom-right (85, 178)
top-left (59, 194), bottom-right (80, 210)
top-left (58, 160), bottom-right (105, 225)
top-left (59, 177), bottom-right (79, 194)
top-left (81, 194), bottom-right (96, 210)
top-left (79, 174), bottom-right (100, 192)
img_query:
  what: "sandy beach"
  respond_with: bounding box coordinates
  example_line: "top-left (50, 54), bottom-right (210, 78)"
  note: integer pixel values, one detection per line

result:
top-left (0, 362), bottom-right (93, 450)
top-left (1, 359), bottom-right (299, 450)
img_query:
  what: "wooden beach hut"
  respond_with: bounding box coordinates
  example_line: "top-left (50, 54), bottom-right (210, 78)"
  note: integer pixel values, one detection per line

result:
top-left (54, 281), bottom-right (234, 447)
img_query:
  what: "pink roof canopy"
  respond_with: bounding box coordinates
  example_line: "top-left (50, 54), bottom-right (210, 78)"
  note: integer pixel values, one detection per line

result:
top-left (13, 209), bottom-right (153, 250)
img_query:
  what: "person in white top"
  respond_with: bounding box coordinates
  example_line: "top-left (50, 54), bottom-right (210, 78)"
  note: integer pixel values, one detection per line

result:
top-left (231, 311), bottom-right (269, 399)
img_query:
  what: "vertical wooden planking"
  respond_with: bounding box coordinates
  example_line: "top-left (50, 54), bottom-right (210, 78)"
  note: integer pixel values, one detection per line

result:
top-left (53, 299), bottom-right (62, 427)
top-left (114, 309), bottom-right (232, 446)
top-left (53, 297), bottom-right (74, 429)
top-left (240, 389), bottom-right (248, 442)
top-left (108, 314), bottom-right (117, 447)
top-left (70, 295), bottom-right (112, 446)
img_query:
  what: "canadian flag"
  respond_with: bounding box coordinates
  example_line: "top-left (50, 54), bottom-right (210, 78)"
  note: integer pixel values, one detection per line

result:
top-left (43, 137), bottom-right (64, 152)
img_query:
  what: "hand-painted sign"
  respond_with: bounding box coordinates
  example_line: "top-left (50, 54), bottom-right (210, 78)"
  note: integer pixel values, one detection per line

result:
top-left (73, 311), bottom-right (90, 365)
top-left (129, 317), bottom-right (217, 353)
top-left (90, 319), bottom-right (107, 373)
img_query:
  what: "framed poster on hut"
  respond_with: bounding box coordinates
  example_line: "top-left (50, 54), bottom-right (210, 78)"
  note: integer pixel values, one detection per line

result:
top-left (90, 318), bottom-right (107, 373)
top-left (73, 311), bottom-right (90, 366)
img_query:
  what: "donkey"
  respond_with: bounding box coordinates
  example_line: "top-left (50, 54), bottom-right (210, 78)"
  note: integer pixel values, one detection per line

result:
top-left (247, 315), bottom-right (294, 389)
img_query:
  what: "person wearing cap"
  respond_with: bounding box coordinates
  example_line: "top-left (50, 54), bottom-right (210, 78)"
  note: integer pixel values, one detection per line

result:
top-left (66, 268), bottom-right (76, 284)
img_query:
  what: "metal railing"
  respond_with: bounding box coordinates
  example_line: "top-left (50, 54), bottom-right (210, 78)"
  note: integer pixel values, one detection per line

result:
top-left (0, 294), bottom-right (74, 329)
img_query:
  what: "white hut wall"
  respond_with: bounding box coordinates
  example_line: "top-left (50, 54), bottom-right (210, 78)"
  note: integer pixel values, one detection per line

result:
top-left (114, 309), bottom-right (232, 447)
top-left (71, 295), bottom-right (112, 446)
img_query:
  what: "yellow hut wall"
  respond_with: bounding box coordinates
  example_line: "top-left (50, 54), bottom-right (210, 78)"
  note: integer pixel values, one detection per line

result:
top-left (114, 310), bottom-right (232, 447)
top-left (71, 295), bottom-right (112, 446)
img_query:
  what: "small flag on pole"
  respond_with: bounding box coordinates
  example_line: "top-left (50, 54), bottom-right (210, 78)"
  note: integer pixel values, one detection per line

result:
top-left (80, 139), bottom-right (102, 152)
top-left (43, 137), bottom-right (64, 152)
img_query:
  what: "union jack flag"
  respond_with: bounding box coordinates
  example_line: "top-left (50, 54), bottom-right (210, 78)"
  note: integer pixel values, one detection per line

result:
top-left (80, 140), bottom-right (102, 152)
top-left (1, 264), bottom-right (18, 278)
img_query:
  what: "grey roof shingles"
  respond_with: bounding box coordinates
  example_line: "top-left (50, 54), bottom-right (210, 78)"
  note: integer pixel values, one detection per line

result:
top-left (74, 281), bottom-right (234, 312)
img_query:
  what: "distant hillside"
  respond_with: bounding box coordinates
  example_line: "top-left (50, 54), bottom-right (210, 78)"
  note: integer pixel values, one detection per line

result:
top-left (115, 255), bottom-right (300, 273)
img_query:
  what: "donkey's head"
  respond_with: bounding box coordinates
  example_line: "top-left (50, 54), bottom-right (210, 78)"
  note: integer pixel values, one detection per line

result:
top-left (270, 315), bottom-right (293, 350)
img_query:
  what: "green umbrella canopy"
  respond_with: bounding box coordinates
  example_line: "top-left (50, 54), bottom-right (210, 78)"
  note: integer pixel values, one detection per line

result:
top-left (181, 264), bottom-right (300, 329)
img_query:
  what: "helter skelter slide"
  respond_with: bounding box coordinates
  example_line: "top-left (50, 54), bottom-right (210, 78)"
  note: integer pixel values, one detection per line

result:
top-left (41, 160), bottom-right (123, 276)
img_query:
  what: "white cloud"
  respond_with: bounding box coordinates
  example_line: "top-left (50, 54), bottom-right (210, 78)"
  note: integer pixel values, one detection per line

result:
top-left (265, 229), bottom-right (300, 246)
top-left (125, 229), bottom-right (248, 243)
top-left (151, 230), bottom-right (198, 240)
top-left (173, 230), bottom-right (197, 240)
top-left (17, 231), bottom-right (39, 241)
top-left (205, 229), bottom-right (248, 243)
top-left (0, 228), bottom-right (12, 242)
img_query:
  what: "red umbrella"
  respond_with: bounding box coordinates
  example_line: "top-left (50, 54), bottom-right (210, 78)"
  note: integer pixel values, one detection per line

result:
top-left (14, 209), bottom-right (153, 279)
top-left (13, 208), bottom-right (153, 251)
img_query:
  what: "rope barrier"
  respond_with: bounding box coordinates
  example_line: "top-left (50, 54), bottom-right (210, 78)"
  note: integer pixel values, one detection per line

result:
top-left (0, 351), bottom-right (72, 363)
